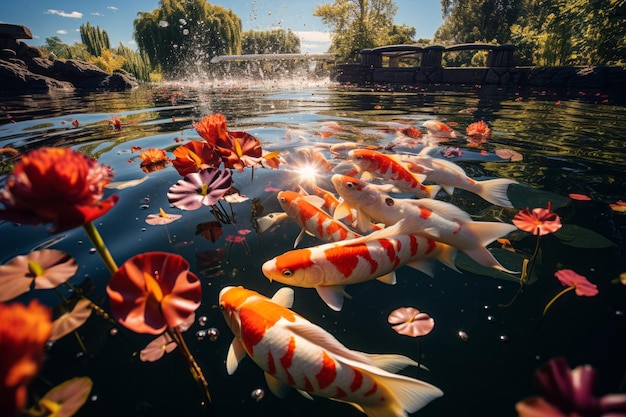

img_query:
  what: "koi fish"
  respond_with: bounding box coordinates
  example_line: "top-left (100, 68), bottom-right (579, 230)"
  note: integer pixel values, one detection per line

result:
top-left (278, 190), bottom-right (361, 247)
top-left (331, 174), bottom-right (517, 273)
top-left (422, 120), bottom-right (456, 139)
top-left (347, 149), bottom-right (440, 199)
top-left (262, 217), bottom-right (458, 311)
top-left (351, 148), bottom-right (517, 207)
top-left (219, 286), bottom-right (443, 416)
top-left (255, 211), bottom-right (290, 233)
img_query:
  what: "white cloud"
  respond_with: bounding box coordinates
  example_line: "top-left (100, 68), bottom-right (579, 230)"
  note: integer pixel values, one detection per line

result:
top-left (91, 12), bottom-right (103, 16)
top-left (56, 29), bottom-right (68, 35)
top-left (107, 6), bottom-right (118, 11)
top-left (46, 9), bottom-right (83, 19)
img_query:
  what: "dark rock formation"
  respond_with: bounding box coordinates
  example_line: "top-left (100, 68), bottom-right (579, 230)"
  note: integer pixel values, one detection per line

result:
top-left (0, 23), bottom-right (138, 94)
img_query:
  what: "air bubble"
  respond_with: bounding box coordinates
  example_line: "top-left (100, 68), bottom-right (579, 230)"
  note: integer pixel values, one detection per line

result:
top-left (198, 316), bottom-right (208, 326)
top-left (196, 330), bottom-right (207, 341)
top-left (499, 334), bottom-right (509, 342)
top-left (109, 328), bottom-right (118, 336)
top-left (206, 327), bottom-right (219, 342)
top-left (251, 388), bottom-right (265, 401)
top-left (140, 204), bottom-right (150, 210)
top-left (458, 330), bottom-right (469, 341)
top-left (89, 248), bottom-right (96, 254)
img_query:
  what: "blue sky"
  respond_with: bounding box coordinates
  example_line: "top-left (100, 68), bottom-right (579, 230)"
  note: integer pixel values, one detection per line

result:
top-left (0, 1), bottom-right (443, 54)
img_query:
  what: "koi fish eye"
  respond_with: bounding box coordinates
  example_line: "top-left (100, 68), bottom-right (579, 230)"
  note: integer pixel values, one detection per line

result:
top-left (346, 182), bottom-right (356, 188)
top-left (385, 197), bottom-right (394, 206)
top-left (282, 269), bottom-right (294, 277)
top-left (279, 197), bottom-right (286, 203)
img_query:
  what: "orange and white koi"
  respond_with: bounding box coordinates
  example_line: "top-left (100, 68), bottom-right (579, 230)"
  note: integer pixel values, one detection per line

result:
top-left (219, 286), bottom-right (443, 416)
top-left (262, 217), bottom-right (458, 311)
top-left (422, 120), bottom-right (456, 139)
top-left (347, 149), bottom-right (440, 199)
top-left (352, 148), bottom-right (518, 207)
top-left (331, 174), bottom-right (517, 273)
top-left (278, 190), bottom-right (361, 247)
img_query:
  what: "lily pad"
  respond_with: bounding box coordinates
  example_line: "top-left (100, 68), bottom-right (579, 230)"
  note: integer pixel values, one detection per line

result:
top-left (554, 224), bottom-right (615, 248)
top-left (507, 183), bottom-right (571, 211)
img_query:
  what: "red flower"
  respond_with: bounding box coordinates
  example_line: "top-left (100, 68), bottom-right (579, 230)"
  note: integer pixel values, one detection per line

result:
top-left (0, 147), bottom-right (119, 232)
top-left (106, 252), bottom-right (201, 335)
top-left (466, 120), bottom-right (491, 145)
top-left (138, 148), bottom-right (170, 173)
top-left (0, 300), bottom-right (52, 417)
top-left (513, 202), bottom-right (562, 236)
top-left (193, 113), bottom-right (231, 149)
top-left (171, 141), bottom-right (221, 176)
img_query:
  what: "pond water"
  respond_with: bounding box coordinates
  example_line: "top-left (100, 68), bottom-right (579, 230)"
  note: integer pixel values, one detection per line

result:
top-left (1, 77), bottom-right (625, 417)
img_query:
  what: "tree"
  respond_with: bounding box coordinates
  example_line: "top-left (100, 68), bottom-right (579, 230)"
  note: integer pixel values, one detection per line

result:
top-left (41, 36), bottom-right (69, 58)
top-left (80, 22), bottom-right (111, 57)
top-left (314, 0), bottom-right (415, 62)
top-left (241, 29), bottom-right (301, 55)
top-left (116, 43), bottom-right (154, 82)
top-left (133, 0), bottom-right (242, 77)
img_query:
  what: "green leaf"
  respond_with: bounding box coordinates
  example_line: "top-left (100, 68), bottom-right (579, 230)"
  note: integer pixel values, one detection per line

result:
top-left (507, 183), bottom-right (571, 211)
top-left (455, 248), bottom-right (537, 284)
top-left (554, 224), bottom-right (614, 248)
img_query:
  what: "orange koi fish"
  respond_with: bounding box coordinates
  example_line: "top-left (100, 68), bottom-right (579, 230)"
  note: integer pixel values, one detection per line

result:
top-left (219, 286), bottom-right (443, 416)
top-left (331, 174), bottom-right (517, 273)
top-left (262, 217), bottom-right (457, 311)
top-left (422, 120), bottom-right (457, 139)
top-left (347, 149), bottom-right (440, 199)
top-left (278, 190), bottom-right (361, 247)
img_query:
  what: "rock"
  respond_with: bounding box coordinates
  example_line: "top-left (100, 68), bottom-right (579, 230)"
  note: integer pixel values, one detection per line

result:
top-left (0, 23), bottom-right (138, 94)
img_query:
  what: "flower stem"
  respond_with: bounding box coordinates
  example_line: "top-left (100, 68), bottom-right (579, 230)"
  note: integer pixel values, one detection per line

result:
top-left (168, 327), bottom-right (214, 412)
top-left (543, 286), bottom-right (575, 317)
top-left (83, 222), bottom-right (118, 274)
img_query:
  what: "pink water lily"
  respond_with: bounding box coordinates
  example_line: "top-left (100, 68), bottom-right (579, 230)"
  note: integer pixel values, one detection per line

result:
top-left (0, 249), bottom-right (77, 302)
top-left (516, 357), bottom-right (626, 417)
top-left (543, 269), bottom-right (598, 316)
top-left (513, 202), bottom-right (562, 236)
top-left (387, 307), bottom-right (434, 337)
top-left (167, 167), bottom-right (233, 210)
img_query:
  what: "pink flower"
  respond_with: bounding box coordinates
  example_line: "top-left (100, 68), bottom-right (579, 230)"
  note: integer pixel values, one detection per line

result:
top-left (167, 167), bottom-right (233, 210)
top-left (106, 252), bottom-right (201, 335)
top-left (387, 307), bottom-right (434, 337)
top-left (516, 357), bottom-right (626, 417)
top-left (513, 202), bottom-right (562, 236)
top-left (555, 269), bottom-right (598, 297)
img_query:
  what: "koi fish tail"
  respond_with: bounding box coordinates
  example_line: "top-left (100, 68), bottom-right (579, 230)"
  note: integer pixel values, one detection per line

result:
top-left (474, 178), bottom-right (518, 208)
top-left (462, 221), bottom-right (518, 273)
top-left (355, 369), bottom-right (443, 417)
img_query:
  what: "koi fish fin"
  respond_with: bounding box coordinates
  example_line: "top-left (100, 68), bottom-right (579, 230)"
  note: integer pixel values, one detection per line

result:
top-left (226, 338), bottom-right (247, 375)
top-left (403, 161), bottom-right (433, 175)
top-left (433, 243), bottom-right (460, 273)
top-left (300, 195), bottom-right (326, 208)
top-left (360, 171), bottom-right (376, 181)
top-left (474, 178), bottom-right (518, 208)
top-left (255, 212), bottom-right (288, 233)
top-left (376, 272), bottom-right (397, 285)
top-left (315, 285), bottom-right (352, 311)
top-left (424, 185), bottom-right (441, 199)
top-left (441, 184), bottom-right (455, 195)
top-left (461, 221), bottom-right (518, 272)
top-left (406, 259), bottom-right (436, 277)
top-left (462, 246), bottom-right (518, 274)
top-left (362, 353), bottom-right (418, 373)
top-left (413, 198), bottom-right (473, 223)
top-left (333, 201), bottom-right (353, 222)
top-left (418, 145), bottom-right (439, 156)
top-left (297, 390), bottom-right (314, 400)
top-left (356, 210), bottom-right (373, 233)
top-left (265, 372), bottom-right (292, 399)
top-left (294, 228), bottom-right (306, 248)
top-left (270, 287), bottom-right (294, 308)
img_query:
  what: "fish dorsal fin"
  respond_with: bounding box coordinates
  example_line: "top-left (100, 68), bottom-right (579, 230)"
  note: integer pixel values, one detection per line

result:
top-left (300, 195), bottom-right (326, 208)
top-left (265, 372), bottom-right (292, 398)
top-left (297, 185), bottom-right (309, 195)
top-left (315, 285), bottom-right (351, 311)
top-left (413, 198), bottom-right (473, 223)
top-left (271, 287), bottom-right (294, 308)
top-left (226, 338), bottom-right (247, 375)
top-left (293, 228), bottom-right (306, 248)
top-left (376, 272), bottom-right (397, 285)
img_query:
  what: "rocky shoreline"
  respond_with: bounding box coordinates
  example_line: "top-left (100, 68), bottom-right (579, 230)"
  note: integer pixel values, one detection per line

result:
top-left (0, 23), bottom-right (137, 94)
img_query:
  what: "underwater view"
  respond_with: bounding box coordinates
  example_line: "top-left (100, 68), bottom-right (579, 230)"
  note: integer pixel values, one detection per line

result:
top-left (1, 78), bottom-right (625, 417)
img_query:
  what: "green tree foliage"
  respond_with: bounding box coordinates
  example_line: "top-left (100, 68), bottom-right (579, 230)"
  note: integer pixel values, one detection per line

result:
top-left (40, 37), bottom-right (91, 60)
top-left (241, 29), bottom-right (301, 54)
top-left (133, 0), bottom-right (242, 77)
top-left (79, 22), bottom-right (111, 57)
top-left (116, 43), bottom-right (154, 82)
top-left (314, 0), bottom-right (416, 62)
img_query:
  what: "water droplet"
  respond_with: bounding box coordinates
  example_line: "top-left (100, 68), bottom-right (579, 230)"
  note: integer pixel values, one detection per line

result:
top-left (77, 240), bottom-right (83, 245)
top-left (46, 341), bottom-right (55, 349)
top-left (198, 316), bottom-right (208, 326)
top-left (251, 388), bottom-right (265, 401)
top-left (486, 315), bottom-right (495, 322)
top-left (499, 334), bottom-right (509, 342)
top-left (458, 330), bottom-right (469, 341)
top-left (158, 20), bottom-right (169, 28)
top-left (140, 204), bottom-right (150, 210)
top-left (615, 310), bottom-right (624, 316)
top-left (109, 328), bottom-right (118, 336)
top-left (196, 330), bottom-right (207, 341)
top-left (483, 305), bottom-right (491, 310)
top-left (76, 351), bottom-right (84, 358)
top-left (89, 248), bottom-right (96, 254)
top-left (206, 327), bottom-right (219, 342)
top-left (182, 29), bottom-right (190, 36)
top-left (90, 394), bottom-right (98, 402)
top-left (179, 18), bottom-right (187, 25)
top-left (141, 227), bottom-right (147, 232)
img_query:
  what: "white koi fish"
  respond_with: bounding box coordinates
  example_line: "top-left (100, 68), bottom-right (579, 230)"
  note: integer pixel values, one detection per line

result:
top-left (262, 217), bottom-right (458, 311)
top-left (350, 148), bottom-right (517, 207)
top-left (331, 174), bottom-right (517, 273)
top-left (278, 190), bottom-right (361, 247)
top-left (219, 286), bottom-right (443, 417)
top-left (422, 120), bottom-right (457, 139)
